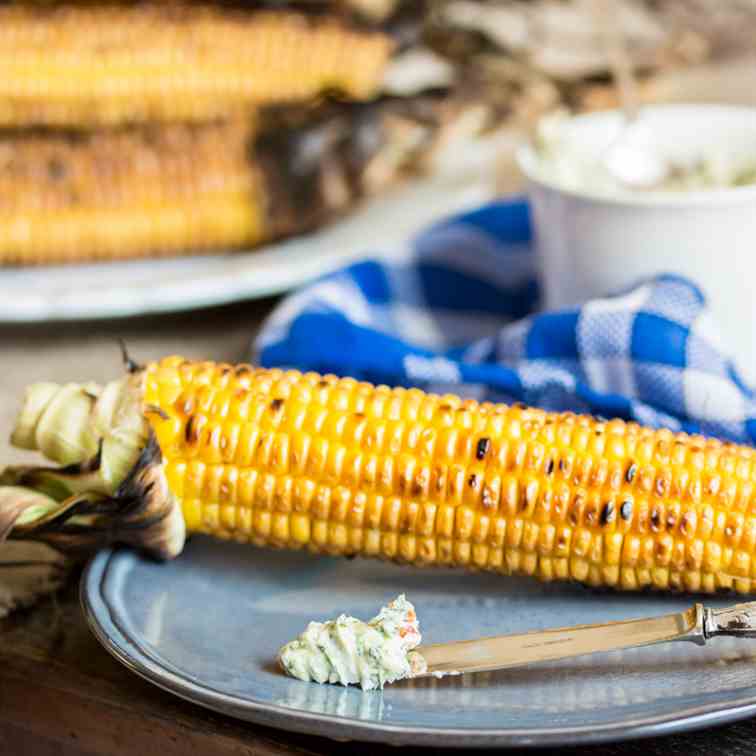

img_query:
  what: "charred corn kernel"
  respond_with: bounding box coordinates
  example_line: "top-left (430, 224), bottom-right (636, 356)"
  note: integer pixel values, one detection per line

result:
top-left (143, 358), bottom-right (756, 593)
top-left (0, 6), bottom-right (391, 128)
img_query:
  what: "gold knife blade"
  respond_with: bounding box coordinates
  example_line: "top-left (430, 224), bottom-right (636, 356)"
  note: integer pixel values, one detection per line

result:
top-left (415, 604), bottom-right (705, 677)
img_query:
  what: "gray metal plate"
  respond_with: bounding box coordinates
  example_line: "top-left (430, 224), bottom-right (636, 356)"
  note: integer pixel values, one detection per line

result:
top-left (81, 535), bottom-right (756, 747)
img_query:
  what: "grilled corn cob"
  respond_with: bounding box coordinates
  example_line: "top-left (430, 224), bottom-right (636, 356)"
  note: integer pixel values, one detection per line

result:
top-left (5, 356), bottom-right (756, 594)
top-left (0, 5), bottom-right (392, 127)
top-left (0, 122), bottom-right (264, 264)
top-left (0, 103), bottom-right (391, 265)
top-left (0, 97), bottom-right (464, 265)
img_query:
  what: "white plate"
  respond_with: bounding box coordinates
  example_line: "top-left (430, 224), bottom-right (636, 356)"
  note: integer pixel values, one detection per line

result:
top-left (1, 161), bottom-right (504, 323)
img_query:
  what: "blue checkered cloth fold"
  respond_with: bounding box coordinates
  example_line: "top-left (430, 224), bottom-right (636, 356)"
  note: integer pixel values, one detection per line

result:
top-left (254, 198), bottom-right (756, 444)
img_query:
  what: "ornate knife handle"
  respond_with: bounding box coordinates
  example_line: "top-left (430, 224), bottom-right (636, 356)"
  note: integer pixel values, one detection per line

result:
top-left (703, 602), bottom-right (756, 640)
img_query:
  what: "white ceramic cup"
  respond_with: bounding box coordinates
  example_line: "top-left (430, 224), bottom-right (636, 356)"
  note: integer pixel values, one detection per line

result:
top-left (517, 104), bottom-right (756, 384)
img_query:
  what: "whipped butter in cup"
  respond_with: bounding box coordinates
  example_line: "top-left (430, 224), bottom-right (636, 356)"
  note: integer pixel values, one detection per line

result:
top-left (517, 104), bottom-right (756, 384)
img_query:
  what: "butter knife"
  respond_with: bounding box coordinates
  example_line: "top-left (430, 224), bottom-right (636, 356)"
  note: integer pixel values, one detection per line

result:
top-left (413, 601), bottom-right (756, 679)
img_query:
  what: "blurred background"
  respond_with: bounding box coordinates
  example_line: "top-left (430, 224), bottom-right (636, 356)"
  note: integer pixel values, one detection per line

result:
top-left (1, 0), bottom-right (756, 270)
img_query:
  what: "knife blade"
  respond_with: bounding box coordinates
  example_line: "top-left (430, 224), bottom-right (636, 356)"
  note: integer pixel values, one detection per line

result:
top-left (413, 601), bottom-right (756, 678)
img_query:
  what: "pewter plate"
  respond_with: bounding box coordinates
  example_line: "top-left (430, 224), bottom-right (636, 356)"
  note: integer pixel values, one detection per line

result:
top-left (82, 536), bottom-right (756, 748)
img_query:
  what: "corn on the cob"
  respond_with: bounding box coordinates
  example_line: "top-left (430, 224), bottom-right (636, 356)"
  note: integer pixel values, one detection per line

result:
top-left (141, 358), bottom-right (756, 593)
top-left (6, 356), bottom-right (756, 595)
top-left (0, 122), bottom-right (265, 265)
top-left (0, 5), bottom-right (392, 127)
top-left (0, 97), bottom-right (449, 265)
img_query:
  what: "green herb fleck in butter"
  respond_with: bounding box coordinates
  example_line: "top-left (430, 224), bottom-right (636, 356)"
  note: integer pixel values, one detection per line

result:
top-left (278, 595), bottom-right (426, 691)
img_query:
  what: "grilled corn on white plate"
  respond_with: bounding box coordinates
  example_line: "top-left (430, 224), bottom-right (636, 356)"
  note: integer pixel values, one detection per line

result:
top-left (83, 535), bottom-right (756, 748)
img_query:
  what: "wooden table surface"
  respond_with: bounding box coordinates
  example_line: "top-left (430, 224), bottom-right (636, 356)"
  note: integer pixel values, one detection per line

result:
top-left (2, 301), bottom-right (756, 756)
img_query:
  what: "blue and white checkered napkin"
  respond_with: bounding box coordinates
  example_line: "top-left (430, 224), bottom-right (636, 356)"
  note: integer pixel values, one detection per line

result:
top-left (254, 198), bottom-right (756, 444)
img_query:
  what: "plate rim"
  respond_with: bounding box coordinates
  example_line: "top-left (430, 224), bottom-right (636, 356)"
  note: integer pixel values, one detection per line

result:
top-left (81, 547), bottom-right (756, 748)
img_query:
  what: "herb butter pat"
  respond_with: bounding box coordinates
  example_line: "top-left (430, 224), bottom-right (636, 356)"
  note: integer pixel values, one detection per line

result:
top-left (278, 595), bottom-right (426, 690)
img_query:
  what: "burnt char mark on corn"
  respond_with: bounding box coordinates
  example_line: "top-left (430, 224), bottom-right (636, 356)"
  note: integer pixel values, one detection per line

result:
top-left (650, 507), bottom-right (662, 532)
top-left (476, 438), bottom-right (491, 460)
top-left (620, 500), bottom-right (633, 521)
top-left (185, 415), bottom-right (200, 445)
